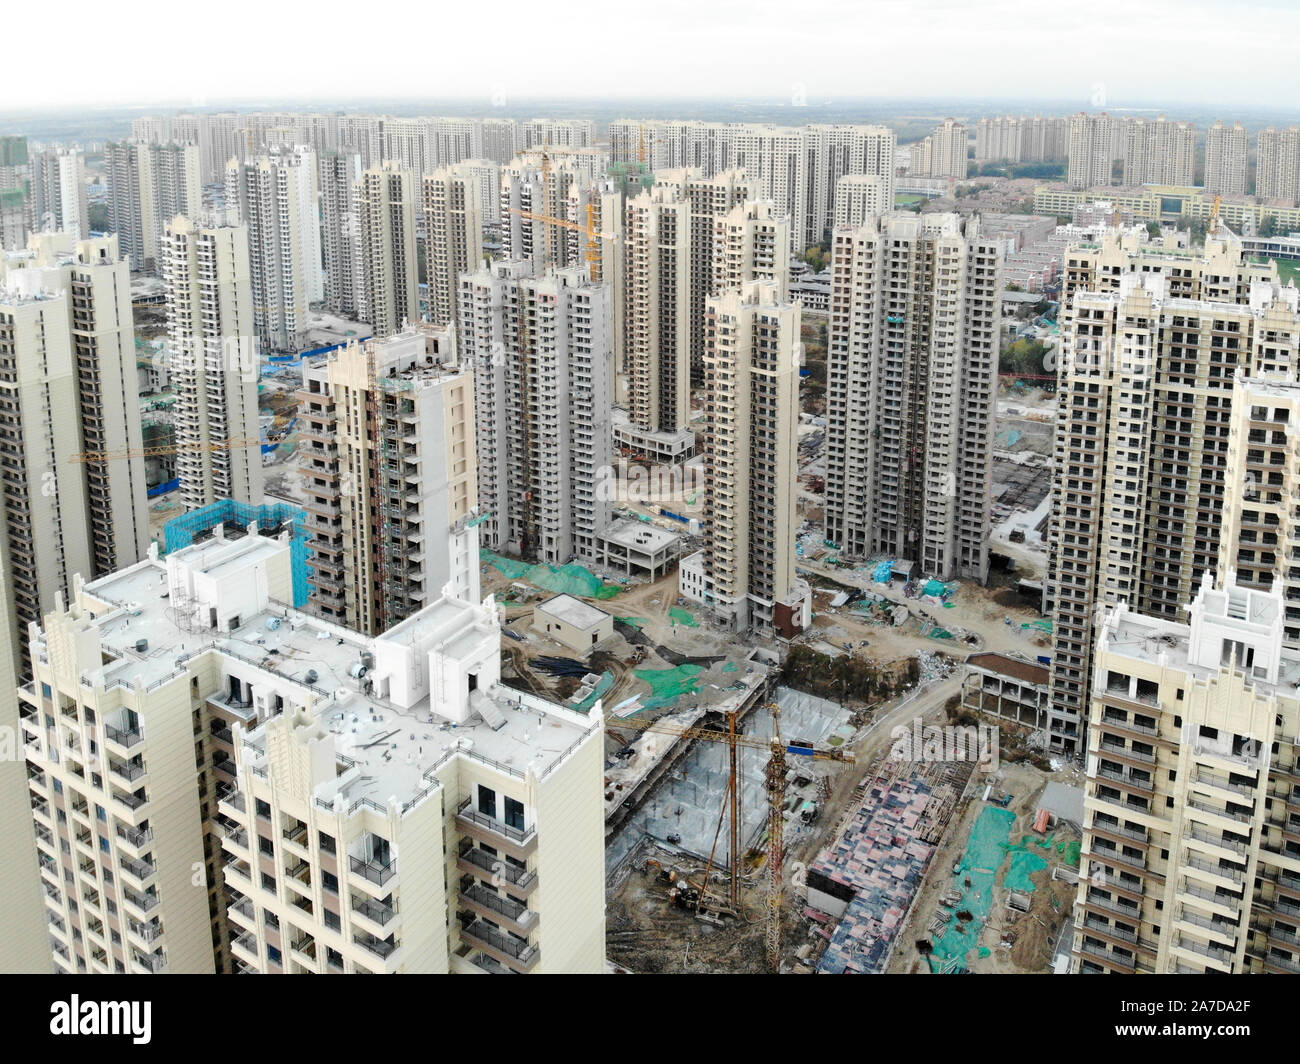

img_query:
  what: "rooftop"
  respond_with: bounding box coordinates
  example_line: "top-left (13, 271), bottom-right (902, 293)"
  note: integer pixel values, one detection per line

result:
top-left (536, 593), bottom-right (611, 631)
top-left (64, 537), bottom-right (598, 809)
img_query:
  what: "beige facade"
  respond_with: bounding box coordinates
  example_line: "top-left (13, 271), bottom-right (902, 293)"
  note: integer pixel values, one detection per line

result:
top-left (226, 148), bottom-right (323, 352)
top-left (1046, 232), bottom-right (1292, 756)
top-left (423, 164), bottom-right (484, 332)
top-left (161, 214), bottom-right (264, 511)
top-left (909, 119), bottom-right (968, 179)
top-left (19, 530), bottom-right (606, 975)
top-left (1074, 577), bottom-right (1300, 974)
top-left (683, 279), bottom-right (808, 636)
top-left (1206, 120), bottom-right (1249, 198)
top-left (1257, 126), bottom-right (1300, 204)
top-left (358, 163), bottom-right (419, 340)
top-left (824, 212), bottom-right (1000, 584)
top-left (459, 262), bottom-right (613, 566)
top-left (623, 184), bottom-right (692, 441)
top-left (1067, 113), bottom-right (1122, 189)
top-left (298, 324), bottom-right (479, 634)
top-left (1122, 116), bottom-right (1196, 188)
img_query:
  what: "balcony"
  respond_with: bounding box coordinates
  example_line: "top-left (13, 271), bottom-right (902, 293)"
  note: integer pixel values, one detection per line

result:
top-left (350, 894), bottom-right (398, 934)
top-left (128, 917), bottom-right (164, 945)
top-left (104, 723), bottom-right (145, 751)
top-left (119, 856), bottom-right (157, 890)
top-left (457, 844), bottom-right (538, 897)
top-left (132, 950), bottom-right (167, 974)
top-left (461, 881), bottom-right (538, 935)
top-left (116, 824), bottom-right (154, 851)
top-left (455, 797), bottom-right (538, 859)
top-left (352, 930), bottom-right (399, 962)
top-left (349, 854), bottom-right (397, 887)
top-left (460, 919), bottom-right (539, 973)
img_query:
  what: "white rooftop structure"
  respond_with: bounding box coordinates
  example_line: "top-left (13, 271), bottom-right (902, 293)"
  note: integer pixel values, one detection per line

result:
top-left (55, 527), bottom-right (597, 812)
top-left (535, 594), bottom-right (611, 632)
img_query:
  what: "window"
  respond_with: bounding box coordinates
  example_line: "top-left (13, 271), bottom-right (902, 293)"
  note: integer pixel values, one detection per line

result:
top-left (267, 945), bottom-right (281, 965)
top-left (261, 873), bottom-right (276, 892)
top-left (322, 871), bottom-right (338, 894)
top-left (504, 796), bottom-right (525, 831)
top-left (324, 909), bottom-right (340, 931)
top-left (255, 799), bottom-right (271, 819)
top-left (259, 836), bottom-right (274, 856)
top-left (318, 832), bottom-right (336, 854)
top-left (478, 786), bottom-right (497, 820)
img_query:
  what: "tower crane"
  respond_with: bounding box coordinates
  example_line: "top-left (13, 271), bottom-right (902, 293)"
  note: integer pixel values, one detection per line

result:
top-left (505, 204), bottom-right (618, 282)
top-left (605, 701), bottom-right (854, 972)
top-left (68, 435), bottom-right (268, 465)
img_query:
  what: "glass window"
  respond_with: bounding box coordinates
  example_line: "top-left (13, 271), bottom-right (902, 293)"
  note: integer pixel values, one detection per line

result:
top-left (504, 796), bottom-right (525, 831)
top-left (477, 786), bottom-right (497, 820)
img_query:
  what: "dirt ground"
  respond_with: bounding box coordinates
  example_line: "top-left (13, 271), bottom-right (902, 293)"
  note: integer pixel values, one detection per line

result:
top-left (888, 761), bottom-right (1080, 974)
top-left (605, 673), bottom-right (964, 974)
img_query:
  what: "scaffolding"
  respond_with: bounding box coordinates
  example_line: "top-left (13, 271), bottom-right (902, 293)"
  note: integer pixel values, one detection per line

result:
top-left (163, 498), bottom-right (314, 607)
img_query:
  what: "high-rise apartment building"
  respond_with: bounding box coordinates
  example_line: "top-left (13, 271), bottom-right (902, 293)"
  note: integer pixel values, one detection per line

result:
top-left (19, 530), bottom-right (606, 974)
top-left (1122, 116), bottom-right (1197, 188)
top-left (29, 148), bottom-right (88, 238)
top-left (357, 163), bottom-right (419, 339)
top-left (713, 199), bottom-right (792, 300)
top-left (909, 119), bottom-right (968, 179)
top-left (1257, 126), bottom-right (1300, 204)
top-left (0, 530), bottom-right (47, 972)
top-left (1068, 113), bottom-right (1123, 189)
top-left (226, 148), bottom-right (324, 352)
top-left (520, 118), bottom-right (595, 150)
top-left (975, 115), bottom-right (1070, 163)
top-left (1205, 120), bottom-right (1249, 197)
top-left (0, 232), bottom-right (149, 676)
top-left (105, 141), bottom-right (203, 271)
top-left (459, 261), bottom-right (613, 564)
top-left (679, 279), bottom-right (809, 636)
top-left (1046, 228), bottom-right (1287, 756)
top-left (833, 174), bottom-right (889, 230)
top-left (650, 168), bottom-right (753, 385)
top-left (824, 212), bottom-right (1001, 585)
top-left (318, 151), bottom-right (363, 318)
top-left (607, 120), bottom-right (893, 252)
top-left (481, 118), bottom-right (520, 164)
top-left (499, 160), bottom-right (582, 275)
top-left (1219, 362), bottom-right (1300, 646)
top-left (1072, 575), bottom-right (1300, 975)
top-left (619, 183), bottom-right (693, 462)
top-left (422, 165), bottom-right (484, 332)
top-left (161, 214), bottom-right (264, 511)
top-left (298, 324), bottom-right (480, 634)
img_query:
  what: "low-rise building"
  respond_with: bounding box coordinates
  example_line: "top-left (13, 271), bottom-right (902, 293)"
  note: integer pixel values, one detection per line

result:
top-left (532, 594), bottom-right (615, 654)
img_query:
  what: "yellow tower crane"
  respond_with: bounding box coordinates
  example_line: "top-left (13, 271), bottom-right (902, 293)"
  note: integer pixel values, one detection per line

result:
top-left (604, 702), bottom-right (854, 972)
top-left (68, 435), bottom-right (268, 465)
top-left (506, 205), bottom-right (617, 283)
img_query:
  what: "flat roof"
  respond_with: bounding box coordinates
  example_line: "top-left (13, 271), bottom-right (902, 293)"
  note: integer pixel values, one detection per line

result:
top-left (601, 519), bottom-right (680, 553)
top-left (73, 558), bottom-right (596, 805)
top-left (966, 652), bottom-right (1049, 687)
top-left (536, 593), bottom-right (611, 631)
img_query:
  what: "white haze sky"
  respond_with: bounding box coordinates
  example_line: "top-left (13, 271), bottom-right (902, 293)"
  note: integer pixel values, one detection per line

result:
top-left (6, 0), bottom-right (1296, 111)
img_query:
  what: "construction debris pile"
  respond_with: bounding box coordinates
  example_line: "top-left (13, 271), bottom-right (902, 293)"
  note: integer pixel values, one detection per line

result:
top-left (808, 776), bottom-right (938, 974)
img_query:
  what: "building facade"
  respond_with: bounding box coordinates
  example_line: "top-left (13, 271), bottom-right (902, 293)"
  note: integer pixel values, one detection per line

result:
top-left (824, 212), bottom-right (1001, 584)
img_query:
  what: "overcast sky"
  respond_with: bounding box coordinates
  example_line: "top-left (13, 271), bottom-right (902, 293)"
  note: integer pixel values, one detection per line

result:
top-left (7, 0), bottom-right (1295, 112)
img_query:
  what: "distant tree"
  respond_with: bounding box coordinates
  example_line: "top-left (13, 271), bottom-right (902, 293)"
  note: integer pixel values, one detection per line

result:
top-left (1145, 221), bottom-right (1162, 238)
top-left (88, 202), bottom-right (109, 232)
top-left (1258, 214), bottom-right (1279, 238)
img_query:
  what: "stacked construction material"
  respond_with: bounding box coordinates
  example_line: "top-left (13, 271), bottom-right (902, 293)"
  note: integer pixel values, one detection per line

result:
top-left (813, 776), bottom-right (938, 974)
